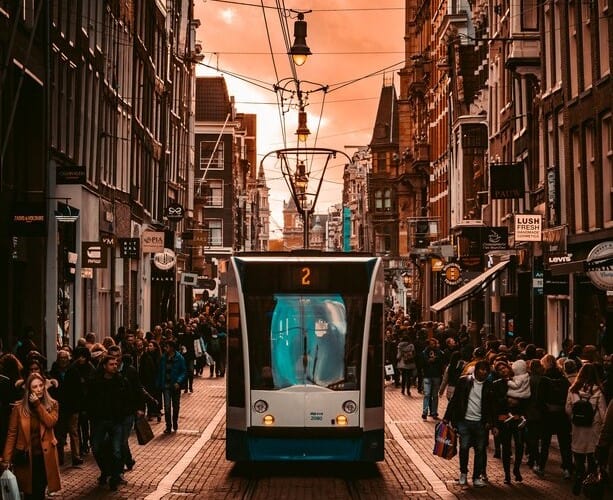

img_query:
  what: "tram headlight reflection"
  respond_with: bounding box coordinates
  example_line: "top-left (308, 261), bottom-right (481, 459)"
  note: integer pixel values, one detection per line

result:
top-left (342, 400), bottom-right (357, 414)
top-left (253, 399), bottom-right (268, 413)
top-left (263, 414), bottom-right (275, 425)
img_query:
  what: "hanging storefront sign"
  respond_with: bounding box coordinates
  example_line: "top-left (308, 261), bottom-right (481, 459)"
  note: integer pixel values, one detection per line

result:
top-left (10, 202), bottom-right (46, 237)
top-left (443, 263), bottom-right (462, 285)
top-left (165, 203), bottom-right (184, 221)
top-left (153, 248), bottom-right (176, 270)
top-left (82, 241), bottom-right (107, 268)
top-left (119, 238), bottom-right (140, 259)
top-left (514, 214), bottom-right (542, 241)
top-left (481, 227), bottom-right (509, 251)
top-left (490, 163), bottom-right (524, 199)
top-left (586, 241), bottom-right (613, 290)
top-left (142, 231), bottom-right (165, 253)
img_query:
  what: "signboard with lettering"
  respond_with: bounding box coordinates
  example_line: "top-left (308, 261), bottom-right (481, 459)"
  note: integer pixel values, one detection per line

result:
top-left (119, 238), bottom-right (140, 259)
top-left (490, 163), bottom-right (525, 199)
top-left (165, 203), bottom-right (184, 221)
top-left (56, 165), bottom-right (86, 184)
top-left (82, 241), bottom-right (107, 268)
top-left (153, 248), bottom-right (176, 270)
top-left (10, 202), bottom-right (46, 237)
top-left (586, 241), bottom-right (613, 290)
top-left (141, 231), bottom-right (164, 253)
top-left (514, 214), bottom-right (542, 242)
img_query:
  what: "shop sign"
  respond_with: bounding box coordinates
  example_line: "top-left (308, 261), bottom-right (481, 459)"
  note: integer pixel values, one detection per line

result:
top-left (142, 231), bottom-right (164, 253)
top-left (586, 241), bottom-right (613, 290)
top-left (514, 214), bottom-right (542, 241)
top-left (10, 202), bottom-right (46, 237)
top-left (119, 238), bottom-right (140, 259)
top-left (56, 165), bottom-right (86, 184)
top-left (482, 227), bottom-right (508, 251)
top-left (443, 263), bottom-right (462, 285)
top-left (153, 248), bottom-right (176, 270)
top-left (82, 241), bottom-right (107, 268)
top-left (165, 203), bottom-right (184, 221)
top-left (490, 162), bottom-right (524, 199)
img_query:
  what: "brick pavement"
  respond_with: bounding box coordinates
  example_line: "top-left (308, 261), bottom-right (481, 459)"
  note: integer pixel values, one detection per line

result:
top-left (53, 375), bottom-right (607, 499)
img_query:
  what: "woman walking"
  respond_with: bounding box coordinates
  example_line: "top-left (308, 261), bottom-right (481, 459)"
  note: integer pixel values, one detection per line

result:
top-left (1, 372), bottom-right (61, 499)
top-left (565, 362), bottom-right (607, 495)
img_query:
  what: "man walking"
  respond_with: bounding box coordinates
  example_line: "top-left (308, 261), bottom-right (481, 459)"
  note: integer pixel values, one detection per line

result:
top-left (443, 360), bottom-right (495, 488)
top-left (157, 340), bottom-right (187, 434)
top-left (87, 354), bottom-right (130, 491)
top-left (421, 338), bottom-right (444, 419)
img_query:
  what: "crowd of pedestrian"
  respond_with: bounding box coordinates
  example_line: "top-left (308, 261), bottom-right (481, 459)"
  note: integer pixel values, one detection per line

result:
top-left (384, 308), bottom-right (613, 497)
top-left (0, 299), bottom-right (226, 498)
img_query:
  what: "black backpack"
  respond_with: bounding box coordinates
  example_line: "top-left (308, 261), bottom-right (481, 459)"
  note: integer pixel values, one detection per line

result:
top-left (571, 394), bottom-right (595, 427)
top-left (543, 376), bottom-right (569, 413)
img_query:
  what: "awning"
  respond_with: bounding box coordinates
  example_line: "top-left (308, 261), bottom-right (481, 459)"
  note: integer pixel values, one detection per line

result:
top-left (430, 260), bottom-right (510, 313)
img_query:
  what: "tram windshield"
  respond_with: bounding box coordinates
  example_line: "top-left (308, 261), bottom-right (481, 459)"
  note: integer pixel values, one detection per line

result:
top-left (247, 294), bottom-right (364, 391)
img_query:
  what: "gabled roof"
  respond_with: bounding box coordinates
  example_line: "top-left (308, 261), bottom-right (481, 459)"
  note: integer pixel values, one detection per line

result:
top-left (195, 76), bottom-right (232, 122)
top-left (369, 83), bottom-right (399, 147)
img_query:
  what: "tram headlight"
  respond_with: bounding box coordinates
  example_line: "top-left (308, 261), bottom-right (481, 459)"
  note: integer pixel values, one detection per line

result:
top-left (253, 399), bottom-right (268, 413)
top-left (342, 400), bottom-right (357, 414)
top-left (336, 415), bottom-right (348, 426)
top-left (263, 414), bottom-right (275, 425)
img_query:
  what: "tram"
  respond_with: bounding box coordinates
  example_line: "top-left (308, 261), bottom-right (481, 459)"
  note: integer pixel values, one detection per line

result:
top-left (225, 252), bottom-right (385, 462)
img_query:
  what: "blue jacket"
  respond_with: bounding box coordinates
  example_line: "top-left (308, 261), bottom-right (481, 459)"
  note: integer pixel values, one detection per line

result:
top-left (156, 351), bottom-right (187, 390)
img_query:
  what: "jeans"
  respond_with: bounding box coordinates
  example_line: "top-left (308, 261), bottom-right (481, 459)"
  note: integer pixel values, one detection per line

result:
top-left (400, 368), bottom-right (415, 393)
top-left (422, 377), bottom-right (441, 416)
top-left (457, 419), bottom-right (487, 480)
top-left (498, 419), bottom-right (525, 476)
top-left (163, 386), bottom-right (181, 430)
top-left (90, 419), bottom-right (124, 481)
top-left (121, 414), bottom-right (135, 466)
top-left (185, 358), bottom-right (195, 391)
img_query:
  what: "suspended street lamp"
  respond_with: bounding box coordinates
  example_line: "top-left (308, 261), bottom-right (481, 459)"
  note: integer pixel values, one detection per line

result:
top-left (289, 12), bottom-right (312, 66)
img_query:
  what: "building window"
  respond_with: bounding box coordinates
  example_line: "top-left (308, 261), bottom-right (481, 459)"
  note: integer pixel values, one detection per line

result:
top-left (571, 128), bottom-right (583, 231)
top-left (375, 232), bottom-right (390, 254)
top-left (602, 114), bottom-right (612, 227)
top-left (202, 179), bottom-right (224, 207)
top-left (581, 1), bottom-right (593, 89)
top-left (585, 124), bottom-right (597, 229)
top-left (203, 219), bottom-right (223, 247)
top-left (383, 188), bottom-right (392, 211)
top-left (568, 1), bottom-right (578, 97)
top-left (199, 141), bottom-right (224, 171)
top-left (374, 189), bottom-right (383, 210)
top-left (598, 0), bottom-right (610, 78)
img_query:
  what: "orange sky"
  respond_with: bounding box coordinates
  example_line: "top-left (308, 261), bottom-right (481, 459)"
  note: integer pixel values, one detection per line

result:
top-left (194, 0), bottom-right (405, 236)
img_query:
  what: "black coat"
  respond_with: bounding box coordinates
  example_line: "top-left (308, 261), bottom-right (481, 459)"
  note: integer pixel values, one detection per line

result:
top-left (444, 374), bottom-right (495, 427)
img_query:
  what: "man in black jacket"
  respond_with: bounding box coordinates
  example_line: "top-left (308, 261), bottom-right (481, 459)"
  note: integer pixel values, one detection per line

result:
top-left (444, 360), bottom-right (495, 488)
top-left (87, 354), bottom-right (131, 491)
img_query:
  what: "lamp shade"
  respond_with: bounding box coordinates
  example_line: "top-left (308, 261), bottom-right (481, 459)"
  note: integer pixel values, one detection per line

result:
top-left (295, 110), bottom-right (310, 142)
top-left (290, 14), bottom-right (311, 66)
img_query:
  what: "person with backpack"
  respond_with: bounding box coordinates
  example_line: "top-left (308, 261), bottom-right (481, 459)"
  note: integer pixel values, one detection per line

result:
top-left (565, 362), bottom-right (608, 495)
top-left (537, 354), bottom-right (573, 479)
top-left (396, 335), bottom-right (416, 396)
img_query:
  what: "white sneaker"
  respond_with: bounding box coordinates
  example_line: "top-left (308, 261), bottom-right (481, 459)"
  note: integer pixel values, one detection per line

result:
top-left (458, 473), bottom-right (467, 485)
top-left (473, 478), bottom-right (486, 487)
top-left (562, 469), bottom-right (571, 480)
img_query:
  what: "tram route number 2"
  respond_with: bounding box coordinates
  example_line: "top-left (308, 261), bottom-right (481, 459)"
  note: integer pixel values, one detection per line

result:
top-left (290, 264), bottom-right (329, 290)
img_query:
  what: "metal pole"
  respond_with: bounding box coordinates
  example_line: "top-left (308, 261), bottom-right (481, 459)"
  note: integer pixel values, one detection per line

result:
top-left (303, 209), bottom-right (310, 249)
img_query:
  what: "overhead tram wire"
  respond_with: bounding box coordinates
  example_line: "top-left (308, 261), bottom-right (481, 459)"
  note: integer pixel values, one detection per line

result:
top-left (260, 0), bottom-right (288, 147)
top-left (206, 0), bottom-right (403, 12)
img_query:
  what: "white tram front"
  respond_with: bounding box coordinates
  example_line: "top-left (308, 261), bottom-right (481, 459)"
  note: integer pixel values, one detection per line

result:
top-left (225, 253), bottom-right (385, 461)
